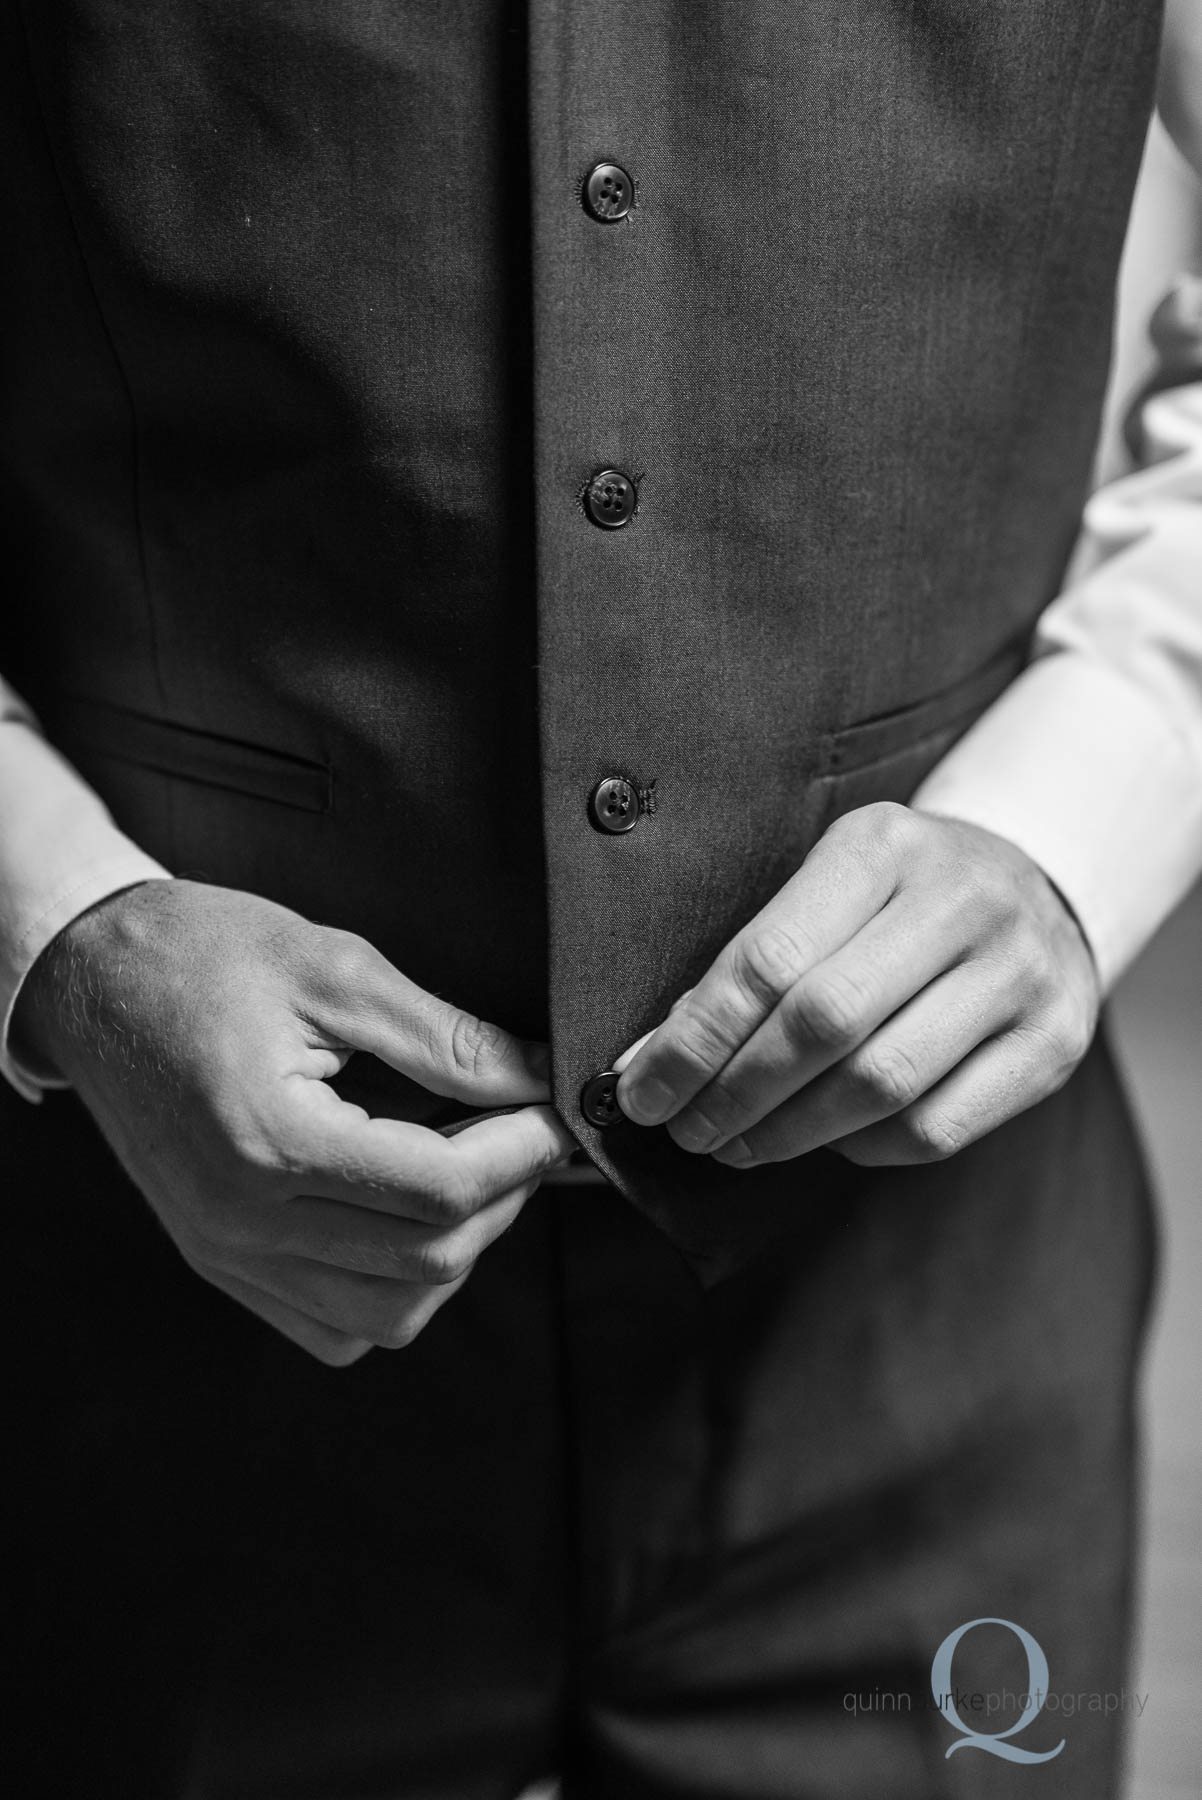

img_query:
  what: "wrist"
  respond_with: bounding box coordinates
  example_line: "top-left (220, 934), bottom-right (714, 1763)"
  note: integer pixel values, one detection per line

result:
top-left (9, 879), bottom-right (167, 1074)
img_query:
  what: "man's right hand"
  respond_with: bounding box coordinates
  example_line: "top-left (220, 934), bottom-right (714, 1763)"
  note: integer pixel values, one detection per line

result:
top-left (12, 880), bottom-right (575, 1366)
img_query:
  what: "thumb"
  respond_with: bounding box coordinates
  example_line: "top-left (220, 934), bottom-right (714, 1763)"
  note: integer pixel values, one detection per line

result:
top-left (314, 940), bottom-right (551, 1106)
top-left (613, 987), bottom-right (695, 1071)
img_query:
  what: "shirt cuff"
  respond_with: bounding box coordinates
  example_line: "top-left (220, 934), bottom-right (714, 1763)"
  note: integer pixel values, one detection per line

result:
top-left (909, 650), bottom-right (1202, 993)
top-left (1, 851), bottom-right (171, 1100)
top-left (0, 704), bottom-right (172, 1099)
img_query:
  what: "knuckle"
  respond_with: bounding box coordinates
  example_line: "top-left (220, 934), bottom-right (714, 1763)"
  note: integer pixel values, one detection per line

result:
top-left (416, 1235), bottom-right (474, 1287)
top-left (429, 1161), bottom-right (484, 1224)
top-left (849, 1041), bottom-right (924, 1111)
top-left (1027, 959), bottom-right (1066, 1013)
top-left (868, 799), bottom-right (915, 838)
top-left (665, 1008), bottom-right (740, 1075)
top-left (731, 924), bottom-right (810, 1004)
top-left (444, 1152), bottom-right (485, 1224)
top-left (448, 1011), bottom-right (508, 1083)
top-left (998, 932), bottom-right (1054, 1001)
top-left (1041, 1004), bottom-right (1093, 1077)
top-left (953, 865), bottom-right (1004, 934)
top-left (903, 1107), bottom-right (965, 1161)
top-left (834, 800), bottom-right (916, 856)
top-left (312, 926), bottom-right (372, 992)
top-left (785, 969), bottom-right (868, 1047)
top-left (1011, 995), bottom-right (1093, 1094)
top-left (376, 1310), bottom-right (422, 1352)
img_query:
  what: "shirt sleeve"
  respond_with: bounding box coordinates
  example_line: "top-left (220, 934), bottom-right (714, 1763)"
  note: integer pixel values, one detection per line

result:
top-left (0, 679), bottom-right (170, 1100)
top-left (910, 278), bottom-right (1202, 994)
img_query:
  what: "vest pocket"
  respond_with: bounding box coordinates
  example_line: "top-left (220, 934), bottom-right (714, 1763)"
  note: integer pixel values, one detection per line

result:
top-left (47, 696), bottom-right (333, 814)
top-left (807, 639), bottom-right (1027, 839)
top-left (814, 639), bottom-right (1027, 779)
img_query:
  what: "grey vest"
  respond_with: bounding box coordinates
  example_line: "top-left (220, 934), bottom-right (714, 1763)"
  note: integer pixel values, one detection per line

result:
top-left (1, 0), bottom-right (1163, 1276)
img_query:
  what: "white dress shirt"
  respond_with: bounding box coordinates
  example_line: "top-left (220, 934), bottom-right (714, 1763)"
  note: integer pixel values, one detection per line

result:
top-left (912, 343), bottom-right (1202, 991)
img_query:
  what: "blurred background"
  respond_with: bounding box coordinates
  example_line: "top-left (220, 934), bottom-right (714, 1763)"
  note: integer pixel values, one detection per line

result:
top-left (1099, 113), bottom-right (1202, 1800)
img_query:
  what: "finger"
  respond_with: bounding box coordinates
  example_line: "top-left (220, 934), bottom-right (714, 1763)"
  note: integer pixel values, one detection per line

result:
top-left (200, 1263), bottom-right (374, 1367)
top-left (831, 1015), bottom-right (1088, 1168)
top-left (273, 1182), bottom-right (532, 1280)
top-left (307, 932), bottom-right (552, 1106)
top-left (236, 1251), bottom-right (471, 1350)
top-left (615, 820), bottom-right (897, 1125)
top-left (613, 1027), bottom-right (655, 1074)
top-left (285, 1090), bottom-right (576, 1226)
top-left (665, 889), bottom-right (968, 1154)
top-left (708, 963), bottom-right (1014, 1167)
top-left (613, 990), bottom-right (696, 1074)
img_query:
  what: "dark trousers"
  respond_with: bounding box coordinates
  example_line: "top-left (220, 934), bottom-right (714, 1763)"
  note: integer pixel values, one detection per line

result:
top-left (8, 1023), bottom-right (1155, 1799)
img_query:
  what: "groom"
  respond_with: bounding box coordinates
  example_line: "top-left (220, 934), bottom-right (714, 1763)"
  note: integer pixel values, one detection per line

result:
top-left (3, 1), bottom-right (1190, 1794)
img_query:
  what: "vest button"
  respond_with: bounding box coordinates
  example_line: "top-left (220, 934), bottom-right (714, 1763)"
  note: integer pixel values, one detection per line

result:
top-left (580, 1071), bottom-right (623, 1128)
top-left (584, 468), bottom-right (635, 529)
top-left (589, 776), bottom-right (639, 833)
top-left (583, 161), bottom-right (633, 223)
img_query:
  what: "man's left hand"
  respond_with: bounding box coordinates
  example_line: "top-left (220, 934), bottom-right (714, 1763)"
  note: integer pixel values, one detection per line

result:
top-left (614, 803), bottom-right (1100, 1168)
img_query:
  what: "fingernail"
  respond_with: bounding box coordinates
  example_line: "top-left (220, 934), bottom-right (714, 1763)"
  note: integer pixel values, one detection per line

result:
top-left (619, 1076), bottom-right (676, 1125)
top-left (525, 1041), bottom-right (551, 1082)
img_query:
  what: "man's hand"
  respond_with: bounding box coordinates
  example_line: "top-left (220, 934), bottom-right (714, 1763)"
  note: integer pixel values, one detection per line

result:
top-left (14, 881), bottom-right (575, 1365)
top-left (614, 804), bottom-right (1100, 1169)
